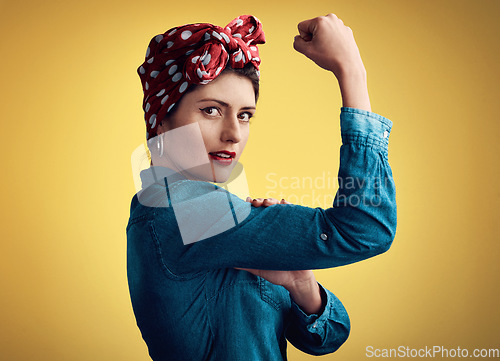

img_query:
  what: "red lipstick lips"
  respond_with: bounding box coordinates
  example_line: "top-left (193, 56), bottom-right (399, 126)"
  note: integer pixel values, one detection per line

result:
top-left (208, 150), bottom-right (236, 166)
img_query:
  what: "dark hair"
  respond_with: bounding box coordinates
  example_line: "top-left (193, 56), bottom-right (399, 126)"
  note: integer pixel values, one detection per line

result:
top-left (222, 62), bottom-right (260, 102)
top-left (159, 63), bottom-right (260, 129)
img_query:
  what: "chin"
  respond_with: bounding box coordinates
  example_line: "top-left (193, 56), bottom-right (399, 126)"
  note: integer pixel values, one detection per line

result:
top-left (203, 165), bottom-right (235, 184)
top-left (175, 163), bottom-right (232, 184)
top-left (212, 173), bottom-right (231, 184)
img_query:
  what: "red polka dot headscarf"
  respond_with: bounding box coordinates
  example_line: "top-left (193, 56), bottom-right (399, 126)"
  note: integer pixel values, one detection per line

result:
top-left (138, 15), bottom-right (266, 140)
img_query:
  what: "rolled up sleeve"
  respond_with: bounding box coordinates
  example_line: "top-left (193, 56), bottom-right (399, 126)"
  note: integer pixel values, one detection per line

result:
top-left (285, 282), bottom-right (350, 356)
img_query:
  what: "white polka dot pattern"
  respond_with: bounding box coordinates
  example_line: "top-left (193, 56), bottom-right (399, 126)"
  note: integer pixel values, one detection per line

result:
top-left (179, 82), bottom-right (188, 93)
top-left (168, 64), bottom-right (177, 75)
top-left (220, 32), bottom-right (230, 43)
top-left (202, 53), bottom-right (211, 66)
top-left (172, 72), bottom-right (182, 82)
top-left (181, 30), bottom-right (192, 40)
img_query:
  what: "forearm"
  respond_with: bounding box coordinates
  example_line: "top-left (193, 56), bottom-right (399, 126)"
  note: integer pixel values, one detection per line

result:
top-left (336, 66), bottom-right (371, 112)
top-left (287, 278), bottom-right (326, 315)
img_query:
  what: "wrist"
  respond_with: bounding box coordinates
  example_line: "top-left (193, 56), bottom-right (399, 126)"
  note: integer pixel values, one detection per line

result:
top-left (336, 67), bottom-right (371, 112)
top-left (287, 278), bottom-right (324, 315)
top-left (336, 61), bottom-right (366, 80)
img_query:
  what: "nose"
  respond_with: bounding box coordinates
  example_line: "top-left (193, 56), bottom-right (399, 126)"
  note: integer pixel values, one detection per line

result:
top-left (220, 114), bottom-right (242, 143)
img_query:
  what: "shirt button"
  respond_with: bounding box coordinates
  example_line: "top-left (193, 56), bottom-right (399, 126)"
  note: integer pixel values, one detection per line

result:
top-left (320, 233), bottom-right (328, 241)
top-left (383, 130), bottom-right (389, 138)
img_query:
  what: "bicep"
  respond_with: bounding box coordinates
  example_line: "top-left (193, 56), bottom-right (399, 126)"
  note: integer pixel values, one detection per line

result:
top-left (164, 187), bottom-right (393, 274)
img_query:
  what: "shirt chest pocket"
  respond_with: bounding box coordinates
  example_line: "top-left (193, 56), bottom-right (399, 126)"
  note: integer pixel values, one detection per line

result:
top-left (259, 276), bottom-right (291, 311)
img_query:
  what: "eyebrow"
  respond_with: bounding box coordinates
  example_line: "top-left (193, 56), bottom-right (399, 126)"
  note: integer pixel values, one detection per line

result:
top-left (197, 98), bottom-right (256, 110)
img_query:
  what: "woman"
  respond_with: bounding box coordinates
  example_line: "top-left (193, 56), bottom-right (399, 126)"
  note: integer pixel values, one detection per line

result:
top-left (127, 14), bottom-right (396, 360)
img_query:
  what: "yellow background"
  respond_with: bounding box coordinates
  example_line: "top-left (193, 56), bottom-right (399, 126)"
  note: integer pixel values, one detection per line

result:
top-left (1, 0), bottom-right (499, 359)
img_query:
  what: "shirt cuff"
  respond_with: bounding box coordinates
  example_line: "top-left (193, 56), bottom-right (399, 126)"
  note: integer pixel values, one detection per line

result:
top-left (340, 107), bottom-right (393, 155)
top-left (289, 282), bottom-right (337, 337)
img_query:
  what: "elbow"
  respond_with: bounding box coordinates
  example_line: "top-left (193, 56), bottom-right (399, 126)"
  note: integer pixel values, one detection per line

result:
top-left (371, 226), bottom-right (396, 257)
top-left (357, 218), bottom-right (397, 259)
top-left (332, 300), bottom-right (351, 353)
top-left (337, 324), bottom-right (350, 352)
top-left (332, 318), bottom-right (351, 353)
top-left (374, 231), bottom-right (395, 255)
top-left (372, 207), bottom-right (397, 255)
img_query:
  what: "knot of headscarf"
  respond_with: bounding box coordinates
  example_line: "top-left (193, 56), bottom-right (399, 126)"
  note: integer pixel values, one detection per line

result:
top-left (138, 15), bottom-right (266, 139)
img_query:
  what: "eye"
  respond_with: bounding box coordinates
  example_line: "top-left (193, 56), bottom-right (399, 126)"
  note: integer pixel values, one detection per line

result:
top-left (238, 112), bottom-right (254, 123)
top-left (200, 107), bottom-right (220, 117)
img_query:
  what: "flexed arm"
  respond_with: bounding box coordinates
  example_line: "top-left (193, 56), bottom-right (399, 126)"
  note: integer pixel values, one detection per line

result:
top-left (147, 13), bottom-right (396, 275)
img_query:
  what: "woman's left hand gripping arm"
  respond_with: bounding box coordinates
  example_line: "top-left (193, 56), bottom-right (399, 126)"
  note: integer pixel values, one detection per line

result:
top-left (236, 197), bottom-right (350, 356)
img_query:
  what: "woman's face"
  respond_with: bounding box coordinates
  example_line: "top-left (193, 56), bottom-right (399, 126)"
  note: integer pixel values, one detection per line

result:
top-left (152, 71), bottom-right (255, 183)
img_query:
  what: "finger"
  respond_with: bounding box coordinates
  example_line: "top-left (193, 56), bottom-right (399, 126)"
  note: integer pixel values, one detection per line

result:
top-left (246, 196), bottom-right (252, 202)
top-left (263, 198), bottom-right (280, 206)
top-left (251, 198), bottom-right (265, 207)
top-left (325, 12), bottom-right (341, 23)
top-left (298, 31), bottom-right (312, 42)
top-left (297, 18), bottom-right (316, 40)
top-left (293, 34), bottom-right (309, 55)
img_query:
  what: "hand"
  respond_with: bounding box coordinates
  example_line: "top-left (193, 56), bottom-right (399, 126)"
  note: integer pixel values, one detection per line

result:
top-left (237, 196), bottom-right (324, 314)
top-left (244, 196), bottom-right (291, 207)
top-left (293, 13), bottom-right (365, 79)
top-left (294, 13), bottom-right (372, 111)
top-left (237, 197), bottom-right (314, 290)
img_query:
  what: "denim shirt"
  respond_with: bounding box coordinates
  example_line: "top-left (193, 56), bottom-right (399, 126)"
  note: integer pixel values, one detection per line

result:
top-left (126, 107), bottom-right (397, 360)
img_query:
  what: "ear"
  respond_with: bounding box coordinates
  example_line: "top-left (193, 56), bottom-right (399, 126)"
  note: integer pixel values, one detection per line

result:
top-left (156, 119), bottom-right (168, 134)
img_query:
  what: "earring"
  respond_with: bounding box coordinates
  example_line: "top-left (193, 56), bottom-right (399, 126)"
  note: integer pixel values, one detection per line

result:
top-left (157, 134), bottom-right (164, 157)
